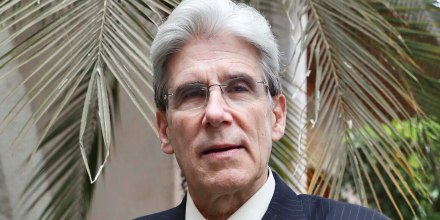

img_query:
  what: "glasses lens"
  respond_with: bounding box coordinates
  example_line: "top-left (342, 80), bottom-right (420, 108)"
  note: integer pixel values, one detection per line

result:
top-left (169, 83), bottom-right (207, 111)
top-left (223, 77), bottom-right (259, 103)
top-left (167, 77), bottom-right (267, 112)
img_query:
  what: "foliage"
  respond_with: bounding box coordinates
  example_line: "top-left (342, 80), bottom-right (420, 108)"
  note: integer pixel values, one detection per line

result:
top-left (343, 118), bottom-right (440, 219)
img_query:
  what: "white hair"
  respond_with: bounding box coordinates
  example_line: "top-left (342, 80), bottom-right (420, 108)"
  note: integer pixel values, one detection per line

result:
top-left (151, 0), bottom-right (280, 112)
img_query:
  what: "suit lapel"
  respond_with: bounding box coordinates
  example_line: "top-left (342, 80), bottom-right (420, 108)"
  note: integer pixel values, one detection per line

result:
top-left (161, 195), bottom-right (186, 220)
top-left (262, 172), bottom-right (307, 220)
top-left (168, 172), bottom-right (307, 220)
top-left (174, 172), bottom-right (307, 220)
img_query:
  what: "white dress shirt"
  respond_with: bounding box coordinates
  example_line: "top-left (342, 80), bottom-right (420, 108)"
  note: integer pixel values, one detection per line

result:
top-left (185, 168), bottom-right (275, 220)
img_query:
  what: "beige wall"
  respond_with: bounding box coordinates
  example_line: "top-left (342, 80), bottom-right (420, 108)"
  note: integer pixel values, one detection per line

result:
top-left (1, 26), bottom-right (183, 219)
top-left (88, 89), bottom-right (182, 220)
top-left (0, 30), bottom-right (52, 220)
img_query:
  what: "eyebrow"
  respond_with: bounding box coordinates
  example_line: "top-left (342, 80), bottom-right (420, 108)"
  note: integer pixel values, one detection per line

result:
top-left (170, 72), bottom-right (258, 92)
top-left (172, 81), bottom-right (204, 94)
top-left (221, 72), bottom-right (255, 82)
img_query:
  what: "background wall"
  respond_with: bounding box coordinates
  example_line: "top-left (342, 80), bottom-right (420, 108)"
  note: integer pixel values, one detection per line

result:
top-left (0, 30), bottom-right (182, 220)
top-left (87, 89), bottom-right (182, 220)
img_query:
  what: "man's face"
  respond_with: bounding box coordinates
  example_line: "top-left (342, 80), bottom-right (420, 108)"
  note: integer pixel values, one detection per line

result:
top-left (156, 34), bottom-right (286, 195)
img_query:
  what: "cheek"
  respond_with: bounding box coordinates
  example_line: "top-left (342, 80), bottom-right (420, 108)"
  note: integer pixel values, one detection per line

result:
top-left (258, 109), bottom-right (274, 155)
top-left (257, 108), bottom-right (273, 138)
top-left (168, 115), bottom-right (199, 154)
top-left (245, 107), bottom-right (273, 150)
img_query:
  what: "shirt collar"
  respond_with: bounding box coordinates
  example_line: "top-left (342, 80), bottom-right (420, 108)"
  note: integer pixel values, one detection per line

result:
top-left (185, 168), bottom-right (275, 220)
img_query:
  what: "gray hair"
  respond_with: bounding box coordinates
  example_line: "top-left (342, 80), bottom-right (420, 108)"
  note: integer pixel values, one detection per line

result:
top-left (151, 0), bottom-right (281, 112)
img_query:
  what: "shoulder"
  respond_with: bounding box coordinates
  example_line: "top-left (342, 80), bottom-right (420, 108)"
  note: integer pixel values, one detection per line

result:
top-left (133, 207), bottom-right (183, 220)
top-left (297, 194), bottom-right (390, 220)
top-left (134, 207), bottom-right (185, 220)
top-left (133, 197), bottom-right (186, 220)
top-left (270, 171), bottom-right (389, 219)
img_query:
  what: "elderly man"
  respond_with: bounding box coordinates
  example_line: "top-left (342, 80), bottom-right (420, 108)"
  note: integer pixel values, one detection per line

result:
top-left (136, 0), bottom-right (389, 219)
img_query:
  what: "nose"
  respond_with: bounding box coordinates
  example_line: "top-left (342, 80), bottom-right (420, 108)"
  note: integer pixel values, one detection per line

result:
top-left (201, 86), bottom-right (233, 127)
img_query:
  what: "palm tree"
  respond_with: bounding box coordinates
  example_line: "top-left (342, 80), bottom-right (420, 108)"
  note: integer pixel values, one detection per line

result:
top-left (0, 0), bottom-right (439, 219)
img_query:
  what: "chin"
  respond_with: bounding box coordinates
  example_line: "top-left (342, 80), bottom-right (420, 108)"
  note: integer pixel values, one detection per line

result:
top-left (203, 169), bottom-right (253, 191)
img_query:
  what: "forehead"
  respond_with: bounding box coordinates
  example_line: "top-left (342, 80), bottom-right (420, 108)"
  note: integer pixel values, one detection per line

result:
top-left (166, 34), bottom-right (263, 88)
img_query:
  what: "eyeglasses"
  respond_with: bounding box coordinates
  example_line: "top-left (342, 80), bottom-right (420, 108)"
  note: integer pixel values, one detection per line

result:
top-left (165, 76), bottom-right (269, 111)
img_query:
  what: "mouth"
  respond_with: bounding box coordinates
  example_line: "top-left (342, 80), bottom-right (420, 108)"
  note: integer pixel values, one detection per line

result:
top-left (202, 145), bottom-right (243, 155)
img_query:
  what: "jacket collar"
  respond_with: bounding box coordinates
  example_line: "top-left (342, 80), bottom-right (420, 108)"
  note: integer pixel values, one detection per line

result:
top-left (170, 171), bottom-right (306, 220)
top-left (262, 171), bottom-right (306, 220)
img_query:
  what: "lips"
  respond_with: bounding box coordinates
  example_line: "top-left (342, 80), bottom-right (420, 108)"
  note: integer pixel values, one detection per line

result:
top-left (201, 145), bottom-right (243, 155)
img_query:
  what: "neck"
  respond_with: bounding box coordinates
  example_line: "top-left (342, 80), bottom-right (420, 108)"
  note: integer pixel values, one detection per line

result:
top-left (192, 195), bottom-right (245, 220)
top-left (188, 171), bottom-right (269, 219)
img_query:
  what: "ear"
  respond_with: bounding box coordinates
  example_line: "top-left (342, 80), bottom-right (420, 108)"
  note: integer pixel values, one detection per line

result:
top-left (156, 111), bottom-right (174, 154)
top-left (271, 94), bottom-right (287, 142)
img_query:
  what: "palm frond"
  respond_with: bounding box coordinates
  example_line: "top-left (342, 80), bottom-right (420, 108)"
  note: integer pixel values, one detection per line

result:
top-left (254, 0), bottom-right (440, 219)
top-left (0, 0), bottom-right (173, 219)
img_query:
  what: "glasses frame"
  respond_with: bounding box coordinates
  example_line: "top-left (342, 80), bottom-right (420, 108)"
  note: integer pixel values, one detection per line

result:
top-left (164, 78), bottom-right (269, 112)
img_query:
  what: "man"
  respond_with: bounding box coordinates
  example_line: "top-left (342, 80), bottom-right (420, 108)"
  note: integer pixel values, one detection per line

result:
top-left (137, 0), bottom-right (390, 219)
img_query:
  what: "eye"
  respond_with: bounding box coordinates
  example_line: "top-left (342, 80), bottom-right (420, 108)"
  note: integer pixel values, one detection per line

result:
top-left (225, 78), bottom-right (253, 93)
top-left (174, 84), bottom-right (206, 104)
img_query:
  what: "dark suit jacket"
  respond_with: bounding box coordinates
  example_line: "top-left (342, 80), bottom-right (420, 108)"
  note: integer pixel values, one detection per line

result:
top-left (135, 172), bottom-right (390, 220)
